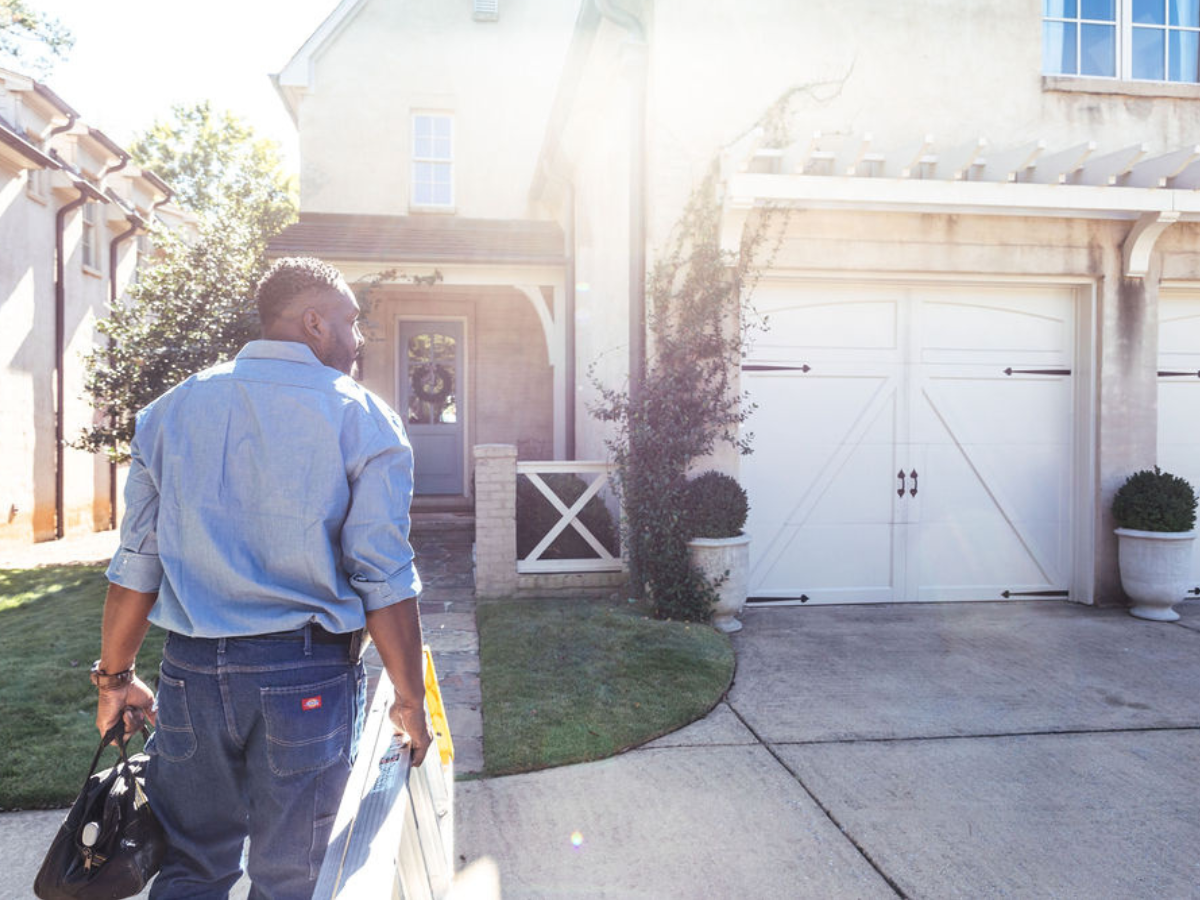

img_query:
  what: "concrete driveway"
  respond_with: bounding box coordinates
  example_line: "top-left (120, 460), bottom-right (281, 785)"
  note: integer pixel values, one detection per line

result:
top-left (457, 600), bottom-right (1200, 899)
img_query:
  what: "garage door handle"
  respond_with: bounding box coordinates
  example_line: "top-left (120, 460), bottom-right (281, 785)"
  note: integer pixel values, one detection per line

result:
top-left (1158, 370), bottom-right (1200, 378)
top-left (897, 470), bottom-right (906, 497)
top-left (909, 469), bottom-right (919, 497)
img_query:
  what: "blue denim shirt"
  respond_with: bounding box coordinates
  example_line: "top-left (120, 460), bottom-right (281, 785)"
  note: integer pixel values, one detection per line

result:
top-left (106, 340), bottom-right (421, 637)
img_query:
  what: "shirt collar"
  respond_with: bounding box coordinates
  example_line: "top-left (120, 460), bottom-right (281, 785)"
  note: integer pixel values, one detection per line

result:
top-left (236, 340), bottom-right (324, 367)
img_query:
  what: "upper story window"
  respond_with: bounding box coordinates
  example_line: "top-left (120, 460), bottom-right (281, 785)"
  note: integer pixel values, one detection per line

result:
top-left (81, 202), bottom-right (100, 271)
top-left (1044, 0), bottom-right (1200, 82)
top-left (412, 113), bottom-right (453, 209)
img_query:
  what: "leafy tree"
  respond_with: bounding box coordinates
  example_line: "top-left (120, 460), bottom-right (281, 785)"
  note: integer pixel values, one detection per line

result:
top-left (0, 0), bottom-right (73, 76)
top-left (76, 105), bottom-right (298, 460)
top-left (129, 101), bottom-right (296, 240)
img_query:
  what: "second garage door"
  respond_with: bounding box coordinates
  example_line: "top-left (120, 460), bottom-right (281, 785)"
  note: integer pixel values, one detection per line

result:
top-left (741, 281), bottom-right (1077, 604)
top-left (1158, 290), bottom-right (1200, 598)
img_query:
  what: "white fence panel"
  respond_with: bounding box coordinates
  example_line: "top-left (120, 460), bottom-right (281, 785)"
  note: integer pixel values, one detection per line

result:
top-left (516, 461), bottom-right (623, 574)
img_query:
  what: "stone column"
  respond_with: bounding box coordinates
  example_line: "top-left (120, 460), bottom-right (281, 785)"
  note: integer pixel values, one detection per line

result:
top-left (473, 444), bottom-right (518, 598)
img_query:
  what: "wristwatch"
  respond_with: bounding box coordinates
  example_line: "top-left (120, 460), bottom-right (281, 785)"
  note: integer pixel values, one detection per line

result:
top-left (89, 660), bottom-right (135, 688)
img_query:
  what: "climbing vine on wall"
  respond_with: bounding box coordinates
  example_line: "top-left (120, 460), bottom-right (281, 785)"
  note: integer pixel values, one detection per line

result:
top-left (592, 118), bottom-right (800, 621)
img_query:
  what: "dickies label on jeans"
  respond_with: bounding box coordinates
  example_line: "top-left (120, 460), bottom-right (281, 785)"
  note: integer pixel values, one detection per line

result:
top-left (301, 695), bottom-right (322, 711)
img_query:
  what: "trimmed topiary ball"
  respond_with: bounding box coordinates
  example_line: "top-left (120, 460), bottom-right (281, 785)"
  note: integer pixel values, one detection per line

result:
top-left (684, 470), bottom-right (749, 539)
top-left (1112, 466), bottom-right (1198, 533)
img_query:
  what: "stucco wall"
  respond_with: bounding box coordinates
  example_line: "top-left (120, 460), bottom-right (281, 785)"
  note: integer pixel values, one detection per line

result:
top-left (0, 177), bottom-right (135, 543)
top-left (298, 0), bottom-right (576, 219)
top-left (0, 167), bottom-right (56, 542)
top-left (645, 0), bottom-right (1200, 249)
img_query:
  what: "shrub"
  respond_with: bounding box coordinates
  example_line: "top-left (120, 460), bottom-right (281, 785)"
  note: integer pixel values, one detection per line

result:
top-left (1112, 467), bottom-right (1198, 533)
top-left (516, 473), bottom-right (620, 561)
top-left (684, 471), bottom-right (749, 538)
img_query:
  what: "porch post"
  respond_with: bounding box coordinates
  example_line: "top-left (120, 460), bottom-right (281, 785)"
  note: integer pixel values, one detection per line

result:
top-left (473, 444), bottom-right (519, 598)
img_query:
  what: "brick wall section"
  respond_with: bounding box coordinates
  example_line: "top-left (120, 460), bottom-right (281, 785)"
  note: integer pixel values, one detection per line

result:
top-left (473, 444), bottom-right (518, 598)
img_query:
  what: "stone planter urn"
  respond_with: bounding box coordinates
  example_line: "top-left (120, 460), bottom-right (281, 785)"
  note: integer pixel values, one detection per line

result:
top-left (1115, 528), bottom-right (1197, 622)
top-left (688, 533), bottom-right (751, 633)
top-left (1111, 467), bottom-right (1199, 623)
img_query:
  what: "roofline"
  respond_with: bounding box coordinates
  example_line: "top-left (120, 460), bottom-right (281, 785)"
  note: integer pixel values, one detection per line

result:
top-left (272, 0), bottom-right (369, 121)
top-left (0, 119), bottom-right (58, 168)
top-left (87, 126), bottom-right (128, 160)
top-left (32, 80), bottom-right (79, 119)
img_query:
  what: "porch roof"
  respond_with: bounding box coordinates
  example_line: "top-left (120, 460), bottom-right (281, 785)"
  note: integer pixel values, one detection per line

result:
top-left (267, 213), bottom-right (566, 266)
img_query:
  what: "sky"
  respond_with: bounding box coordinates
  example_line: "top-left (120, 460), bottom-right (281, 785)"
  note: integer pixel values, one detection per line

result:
top-left (24, 0), bottom-right (341, 173)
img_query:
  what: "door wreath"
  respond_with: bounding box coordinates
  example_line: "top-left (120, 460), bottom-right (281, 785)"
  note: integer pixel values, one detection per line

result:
top-left (411, 363), bottom-right (454, 406)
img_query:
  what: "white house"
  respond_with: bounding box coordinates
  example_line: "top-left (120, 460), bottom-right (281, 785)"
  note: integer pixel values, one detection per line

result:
top-left (274, 0), bottom-right (1200, 608)
top-left (0, 67), bottom-right (182, 546)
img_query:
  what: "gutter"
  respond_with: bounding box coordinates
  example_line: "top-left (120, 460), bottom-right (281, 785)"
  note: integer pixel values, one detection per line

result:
top-left (595, 0), bottom-right (647, 401)
top-left (106, 212), bottom-right (140, 530)
top-left (54, 188), bottom-right (88, 539)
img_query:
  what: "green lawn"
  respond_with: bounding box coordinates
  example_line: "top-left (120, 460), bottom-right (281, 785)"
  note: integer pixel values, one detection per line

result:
top-left (477, 597), bottom-right (735, 777)
top-left (0, 566), bottom-right (165, 810)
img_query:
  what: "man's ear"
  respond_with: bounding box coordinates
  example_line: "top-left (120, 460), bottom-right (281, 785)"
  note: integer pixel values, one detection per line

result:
top-left (301, 307), bottom-right (324, 340)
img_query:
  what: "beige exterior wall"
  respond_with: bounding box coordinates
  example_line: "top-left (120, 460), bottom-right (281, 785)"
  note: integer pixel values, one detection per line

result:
top-left (358, 284), bottom-right (554, 468)
top-left (553, 2), bottom-right (1200, 605)
top-left (0, 73), bottom-right (173, 546)
top-left (0, 163), bottom-right (57, 541)
top-left (297, 0), bottom-right (576, 219)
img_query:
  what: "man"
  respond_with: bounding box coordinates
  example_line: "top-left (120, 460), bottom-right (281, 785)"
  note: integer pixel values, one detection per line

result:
top-left (93, 256), bottom-right (434, 899)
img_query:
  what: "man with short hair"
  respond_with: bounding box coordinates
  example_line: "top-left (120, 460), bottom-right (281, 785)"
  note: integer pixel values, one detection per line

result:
top-left (93, 256), bottom-right (433, 898)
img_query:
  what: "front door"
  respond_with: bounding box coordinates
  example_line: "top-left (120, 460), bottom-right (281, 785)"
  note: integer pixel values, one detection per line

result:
top-left (399, 321), bottom-right (465, 495)
top-left (741, 281), bottom-right (1076, 604)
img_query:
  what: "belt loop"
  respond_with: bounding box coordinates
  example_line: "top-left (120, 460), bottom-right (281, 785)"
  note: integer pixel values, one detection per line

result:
top-left (217, 637), bottom-right (227, 668)
top-left (303, 622), bottom-right (313, 656)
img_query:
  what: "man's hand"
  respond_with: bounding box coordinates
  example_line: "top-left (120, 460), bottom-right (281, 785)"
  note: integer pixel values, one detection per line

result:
top-left (96, 674), bottom-right (157, 737)
top-left (390, 700), bottom-right (435, 767)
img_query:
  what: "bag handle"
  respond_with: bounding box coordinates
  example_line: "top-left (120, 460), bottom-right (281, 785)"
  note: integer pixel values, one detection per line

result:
top-left (80, 714), bottom-right (152, 792)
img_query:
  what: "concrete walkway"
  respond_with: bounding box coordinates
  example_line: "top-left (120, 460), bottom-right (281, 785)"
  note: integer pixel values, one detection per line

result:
top-left (457, 599), bottom-right (1200, 899)
top-left (0, 512), bottom-right (482, 899)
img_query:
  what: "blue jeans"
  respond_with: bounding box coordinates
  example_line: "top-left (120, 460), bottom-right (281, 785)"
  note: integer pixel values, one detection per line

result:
top-left (146, 628), bottom-right (366, 900)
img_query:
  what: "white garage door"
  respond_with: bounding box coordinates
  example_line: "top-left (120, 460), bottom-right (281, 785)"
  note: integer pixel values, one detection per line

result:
top-left (742, 282), bottom-right (1076, 604)
top-left (1158, 291), bottom-right (1200, 598)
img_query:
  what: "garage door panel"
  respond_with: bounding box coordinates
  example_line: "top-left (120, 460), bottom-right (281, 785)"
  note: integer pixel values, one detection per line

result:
top-left (913, 519), bottom-right (1050, 599)
top-left (921, 303), bottom-right (1071, 366)
top-left (745, 369), bottom-right (901, 601)
top-left (753, 524), bottom-right (898, 603)
top-left (753, 283), bottom-right (904, 365)
top-left (917, 377), bottom-right (1073, 447)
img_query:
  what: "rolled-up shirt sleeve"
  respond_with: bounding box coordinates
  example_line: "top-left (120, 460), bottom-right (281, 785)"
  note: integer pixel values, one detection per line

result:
top-left (105, 433), bottom-right (164, 593)
top-left (341, 414), bottom-right (422, 611)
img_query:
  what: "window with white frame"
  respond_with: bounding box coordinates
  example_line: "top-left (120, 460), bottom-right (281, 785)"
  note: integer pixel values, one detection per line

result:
top-left (81, 202), bottom-right (100, 270)
top-left (411, 113), bottom-right (453, 208)
top-left (1044, 0), bottom-right (1200, 82)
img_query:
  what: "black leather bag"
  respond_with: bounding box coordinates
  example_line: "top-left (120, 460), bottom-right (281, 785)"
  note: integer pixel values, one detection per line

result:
top-left (34, 722), bottom-right (166, 900)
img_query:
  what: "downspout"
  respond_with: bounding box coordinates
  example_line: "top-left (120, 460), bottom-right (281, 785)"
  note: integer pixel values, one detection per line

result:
top-left (595, 0), bottom-right (647, 403)
top-left (54, 188), bottom-right (88, 538)
top-left (107, 214), bottom-right (138, 530)
top-left (46, 113), bottom-right (77, 539)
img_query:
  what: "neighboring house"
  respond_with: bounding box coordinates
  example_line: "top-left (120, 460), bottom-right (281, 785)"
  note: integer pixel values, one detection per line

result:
top-left (276, 0), bottom-right (1200, 608)
top-left (0, 67), bottom-right (183, 546)
top-left (269, 0), bottom-right (579, 502)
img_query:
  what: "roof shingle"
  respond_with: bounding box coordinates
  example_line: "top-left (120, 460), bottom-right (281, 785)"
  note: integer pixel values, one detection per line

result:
top-left (267, 213), bottom-right (565, 265)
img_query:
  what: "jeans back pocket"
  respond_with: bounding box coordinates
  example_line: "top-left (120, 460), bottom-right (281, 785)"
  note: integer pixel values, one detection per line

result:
top-left (153, 671), bottom-right (198, 762)
top-left (261, 673), bottom-right (350, 777)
